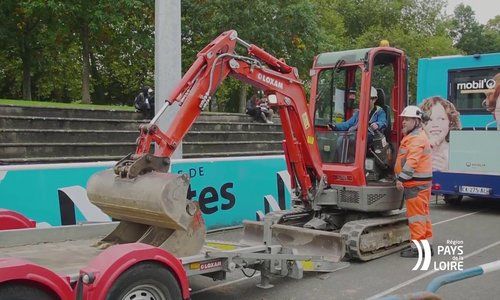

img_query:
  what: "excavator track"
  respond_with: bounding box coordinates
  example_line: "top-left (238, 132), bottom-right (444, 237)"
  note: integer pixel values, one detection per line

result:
top-left (340, 215), bottom-right (410, 261)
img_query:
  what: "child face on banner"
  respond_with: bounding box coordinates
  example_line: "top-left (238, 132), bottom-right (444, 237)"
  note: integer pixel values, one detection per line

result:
top-left (420, 97), bottom-right (461, 172)
top-left (424, 103), bottom-right (450, 147)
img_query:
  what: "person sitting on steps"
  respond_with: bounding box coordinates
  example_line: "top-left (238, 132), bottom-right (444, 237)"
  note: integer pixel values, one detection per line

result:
top-left (246, 91), bottom-right (274, 124)
top-left (134, 86), bottom-right (155, 119)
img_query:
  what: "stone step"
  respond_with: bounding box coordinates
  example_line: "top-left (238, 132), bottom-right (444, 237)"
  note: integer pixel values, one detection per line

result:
top-left (0, 104), bottom-right (278, 123)
top-left (1, 141), bottom-right (283, 160)
top-left (183, 140), bottom-right (283, 154)
top-left (0, 104), bottom-right (145, 120)
top-left (0, 116), bottom-right (146, 130)
top-left (0, 151), bottom-right (285, 165)
top-left (184, 131), bottom-right (283, 142)
top-left (0, 155), bottom-right (123, 165)
top-left (0, 143), bottom-right (136, 159)
top-left (0, 116), bottom-right (282, 132)
top-left (197, 112), bottom-right (266, 123)
top-left (0, 129), bottom-right (283, 144)
top-left (190, 121), bottom-right (282, 132)
top-left (0, 129), bottom-right (139, 143)
top-left (183, 150), bottom-right (284, 159)
top-left (0, 105), bottom-right (285, 163)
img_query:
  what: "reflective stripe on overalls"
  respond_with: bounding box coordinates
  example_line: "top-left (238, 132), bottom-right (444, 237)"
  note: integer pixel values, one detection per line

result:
top-left (395, 128), bottom-right (433, 241)
top-left (405, 183), bottom-right (433, 241)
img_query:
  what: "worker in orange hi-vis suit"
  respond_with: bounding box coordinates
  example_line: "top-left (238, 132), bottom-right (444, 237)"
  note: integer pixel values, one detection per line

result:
top-left (395, 105), bottom-right (434, 258)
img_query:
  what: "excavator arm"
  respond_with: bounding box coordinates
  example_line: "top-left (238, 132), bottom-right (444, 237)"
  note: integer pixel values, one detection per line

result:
top-left (86, 30), bottom-right (341, 259)
top-left (118, 30), bottom-right (325, 204)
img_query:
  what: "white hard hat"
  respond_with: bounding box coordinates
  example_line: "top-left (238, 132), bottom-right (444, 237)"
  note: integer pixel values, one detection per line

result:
top-left (148, 88), bottom-right (153, 93)
top-left (370, 86), bottom-right (378, 98)
top-left (400, 105), bottom-right (422, 119)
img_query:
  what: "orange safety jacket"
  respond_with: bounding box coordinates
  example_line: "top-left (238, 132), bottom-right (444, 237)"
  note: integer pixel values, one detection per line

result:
top-left (395, 128), bottom-right (432, 187)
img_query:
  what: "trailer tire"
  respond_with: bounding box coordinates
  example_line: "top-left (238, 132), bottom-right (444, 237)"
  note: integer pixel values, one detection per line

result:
top-left (0, 283), bottom-right (57, 300)
top-left (106, 261), bottom-right (182, 300)
top-left (443, 195), bottom-right (463, 205)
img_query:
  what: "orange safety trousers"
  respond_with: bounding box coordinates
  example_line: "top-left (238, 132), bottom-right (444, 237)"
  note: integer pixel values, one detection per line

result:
top-left (404, 182), bottom-right (432, 241)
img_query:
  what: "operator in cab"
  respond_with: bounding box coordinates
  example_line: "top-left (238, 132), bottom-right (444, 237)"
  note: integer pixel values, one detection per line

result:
top-left (327, 86), bottom-right (388, 164)
top-left (328, 86), bottom-right (387, 144)
top-left (395, 106), bottom-right (434, 258)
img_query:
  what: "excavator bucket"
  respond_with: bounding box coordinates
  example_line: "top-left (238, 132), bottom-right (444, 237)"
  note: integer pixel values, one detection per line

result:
top-left (87, 168), bottom-right (206, 257)
top-left (242, 221), bottom-right (345, 262)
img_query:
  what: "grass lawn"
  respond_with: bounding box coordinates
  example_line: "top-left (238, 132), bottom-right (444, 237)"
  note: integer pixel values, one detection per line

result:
top-left (0, 99), bottom-right (135, 111)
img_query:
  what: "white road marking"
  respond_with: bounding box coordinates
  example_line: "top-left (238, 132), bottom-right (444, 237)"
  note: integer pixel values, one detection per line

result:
top-left (432, 211), bottom-right (482, 226)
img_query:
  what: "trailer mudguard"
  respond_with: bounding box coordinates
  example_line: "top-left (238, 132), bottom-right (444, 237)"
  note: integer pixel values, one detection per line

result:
top-left (0, 209), bottom-right (36, 230)
top-left (79, 243), bottom-right (189, 300)
top-left (0, 258), bottom-right (73, 299)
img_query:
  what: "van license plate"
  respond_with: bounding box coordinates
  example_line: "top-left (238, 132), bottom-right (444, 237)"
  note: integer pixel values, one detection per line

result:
top-left (459, 186), bottom-right (491, 196)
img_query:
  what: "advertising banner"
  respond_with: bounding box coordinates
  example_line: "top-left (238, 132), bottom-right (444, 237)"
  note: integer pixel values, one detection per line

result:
top-left (0, 156), bottom-right (291, 230)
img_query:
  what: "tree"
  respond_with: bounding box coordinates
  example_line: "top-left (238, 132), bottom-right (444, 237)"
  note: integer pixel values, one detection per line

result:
top-left (0, 1), bottom-right (57, 100)
top-left (486, 15), bottom-right (500, 32)
top-left (181, 0), bottom-right (324, 112)
top-left (483, 16), bottom-right (500, 53)
top-left (310, 0), bottom-right (348, 53)
top-left (330, 0), bottom-right (458, 101)
top-left (0, 0), bottom-right (472, 108)
top-left (450, 4), bottom-right (499, 54)
top-left (45, 0), bottom-right (154, 104)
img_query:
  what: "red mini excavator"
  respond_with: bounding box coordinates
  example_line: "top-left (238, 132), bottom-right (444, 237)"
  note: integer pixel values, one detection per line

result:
top-left (87, 30), bottom-right (410, 261)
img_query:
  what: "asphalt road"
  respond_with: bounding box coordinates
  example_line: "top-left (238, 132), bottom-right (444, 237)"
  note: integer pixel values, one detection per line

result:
top-left (189, 196), bottom-right (500, 300)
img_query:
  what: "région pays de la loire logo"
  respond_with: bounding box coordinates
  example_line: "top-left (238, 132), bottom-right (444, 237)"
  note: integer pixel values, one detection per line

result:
top-left (412, 239), bottom-right (464, 271)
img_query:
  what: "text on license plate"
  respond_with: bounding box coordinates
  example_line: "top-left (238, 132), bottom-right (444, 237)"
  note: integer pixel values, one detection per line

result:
top-left (459, 186), bottom-right (492, 195)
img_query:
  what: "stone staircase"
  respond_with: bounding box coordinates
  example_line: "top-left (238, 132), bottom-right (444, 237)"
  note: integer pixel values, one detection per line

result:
top-left (0, 105), bottom-right (283, 164)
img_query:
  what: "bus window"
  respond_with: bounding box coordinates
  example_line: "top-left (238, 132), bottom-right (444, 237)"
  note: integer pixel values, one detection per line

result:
top-left (448, 67), bottom-right (500, 114)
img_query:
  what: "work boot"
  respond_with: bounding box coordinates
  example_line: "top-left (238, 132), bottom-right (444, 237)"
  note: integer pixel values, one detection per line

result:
top-left (400, 247), bottom-right (419, 258)
top-left (400, 245), bottom-right (435, 258)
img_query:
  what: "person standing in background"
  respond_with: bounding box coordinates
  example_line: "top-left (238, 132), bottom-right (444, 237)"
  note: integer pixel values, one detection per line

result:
top-left (134, 86), bottom-right (155, 119)
top-left (395, 105), bottom-right (434, 258)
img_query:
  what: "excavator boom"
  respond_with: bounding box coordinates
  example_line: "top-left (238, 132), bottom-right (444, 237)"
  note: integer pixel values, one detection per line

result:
top-left (86, 30), bottom-right (338, 257)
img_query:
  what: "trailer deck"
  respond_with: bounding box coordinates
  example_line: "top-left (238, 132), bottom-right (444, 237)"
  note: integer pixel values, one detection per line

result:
top-left (0, 220), bottom-right (348, 291)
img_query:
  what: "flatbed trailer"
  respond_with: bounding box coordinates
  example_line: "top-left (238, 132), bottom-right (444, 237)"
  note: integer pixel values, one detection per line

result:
top-left (0, 221), bottom-right (347, 300)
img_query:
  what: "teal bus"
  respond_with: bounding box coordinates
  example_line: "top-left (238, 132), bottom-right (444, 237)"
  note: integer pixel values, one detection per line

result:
top-left (416, 53), bottom-right (500, 203)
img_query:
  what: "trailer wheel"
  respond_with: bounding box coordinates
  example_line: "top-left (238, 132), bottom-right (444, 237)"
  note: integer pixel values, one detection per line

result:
top-left (443, 195), bottom-right (463, 205)
top-left (0, 283), bottom-right (57, 300)
top-left (106, 262), bottom-right (182, 300)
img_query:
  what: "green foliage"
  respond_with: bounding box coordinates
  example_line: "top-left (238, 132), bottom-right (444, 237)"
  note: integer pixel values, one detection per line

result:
top-left (0, 0), bottom-right (154, 104)
top-left (0, 0), bottom-right (495, 109)
top-left (0, 0), bottom-right (59, 99)
top-left (335, 0), bottom-right (459, 101)
top-left (181, 0), bottom-right (324, 111)
top-left (450, 4), bottom-right (500, 55)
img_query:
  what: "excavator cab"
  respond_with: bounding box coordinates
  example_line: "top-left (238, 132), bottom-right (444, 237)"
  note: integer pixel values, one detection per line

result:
top-left (310, 47), bottom-right (407, 212)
